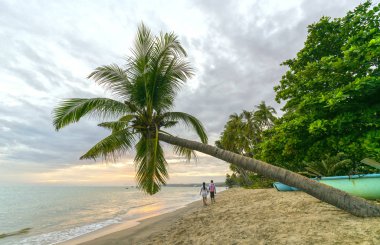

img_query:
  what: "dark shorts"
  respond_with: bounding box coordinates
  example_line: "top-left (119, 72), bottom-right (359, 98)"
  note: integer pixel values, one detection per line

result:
top-left (210, 191), bottom-right (215, 198)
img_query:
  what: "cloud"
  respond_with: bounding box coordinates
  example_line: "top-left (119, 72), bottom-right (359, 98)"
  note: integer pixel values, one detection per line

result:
top-left (173, 0), bottom-right (362, 143)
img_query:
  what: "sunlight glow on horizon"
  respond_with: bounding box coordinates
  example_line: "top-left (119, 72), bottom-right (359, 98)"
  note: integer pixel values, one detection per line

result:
top-left (15, 156), bottom-right (231, 186)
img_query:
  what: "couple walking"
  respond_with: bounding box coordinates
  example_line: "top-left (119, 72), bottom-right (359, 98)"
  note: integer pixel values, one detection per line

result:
top-left (200, 180), bottom-right (216, 206)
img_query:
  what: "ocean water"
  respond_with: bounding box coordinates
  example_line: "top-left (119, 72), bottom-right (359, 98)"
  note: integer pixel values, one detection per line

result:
top-left (0, 186), bottom-right (207, 245)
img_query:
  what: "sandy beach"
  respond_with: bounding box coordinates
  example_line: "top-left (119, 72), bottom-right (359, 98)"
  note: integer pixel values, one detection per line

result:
top-left (74, 188), bottom-right (380, 245)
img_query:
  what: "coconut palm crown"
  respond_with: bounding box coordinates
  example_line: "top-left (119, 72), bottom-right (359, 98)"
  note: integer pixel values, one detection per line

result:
top-left (53, 23), bottom-right (207, 194)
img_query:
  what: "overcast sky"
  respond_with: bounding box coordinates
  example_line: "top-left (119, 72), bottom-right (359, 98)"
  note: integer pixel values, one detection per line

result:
top-left (0, 0), bottom-right (368, 185)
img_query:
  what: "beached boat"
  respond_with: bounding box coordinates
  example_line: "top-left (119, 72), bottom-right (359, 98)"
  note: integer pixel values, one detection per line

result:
top-left (273, 173), bottom-right (380, 200)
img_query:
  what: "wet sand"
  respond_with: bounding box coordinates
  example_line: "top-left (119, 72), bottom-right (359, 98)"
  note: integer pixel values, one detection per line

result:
top-left (74, 188), bottom-right (380, 245)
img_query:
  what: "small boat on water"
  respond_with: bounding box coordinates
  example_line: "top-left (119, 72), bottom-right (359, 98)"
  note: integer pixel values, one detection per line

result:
top-left (273, 159), bottom-right (380, 200)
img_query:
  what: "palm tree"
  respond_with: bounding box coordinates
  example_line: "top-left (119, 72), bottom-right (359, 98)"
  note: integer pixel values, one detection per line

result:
top-left (217, 111), bottom-right (257, 186)
top-left (53, 24), bottom-right (380, 217)
top-left (253, 101), bottom-right (277, 130)
top-left (53, 23), bottom-right (207, 195)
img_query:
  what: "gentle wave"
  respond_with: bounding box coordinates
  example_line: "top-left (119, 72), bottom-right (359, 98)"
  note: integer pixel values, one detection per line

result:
top-left (17, 217), bottom-right (122, 245)
top-left (16, 202), bottom-right (179, 245)
top-left (128, 201), bottom-right (158, 209)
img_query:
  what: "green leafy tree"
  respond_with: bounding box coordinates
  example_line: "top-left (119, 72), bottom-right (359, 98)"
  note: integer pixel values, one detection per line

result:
top-left (53, 23), bottom-right (380, 217)
top-left (225, 173), bottom-right (238, 188)
top-left (259, 1), bottom-right (380, 172)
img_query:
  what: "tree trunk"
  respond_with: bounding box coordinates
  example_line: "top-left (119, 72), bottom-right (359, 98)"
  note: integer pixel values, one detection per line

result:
top-left (159, 133), bottom-right (380, 217)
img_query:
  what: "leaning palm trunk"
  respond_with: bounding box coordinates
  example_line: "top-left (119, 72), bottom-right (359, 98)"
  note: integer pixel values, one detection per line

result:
top-left (159, 133), bottom-right (380, 217)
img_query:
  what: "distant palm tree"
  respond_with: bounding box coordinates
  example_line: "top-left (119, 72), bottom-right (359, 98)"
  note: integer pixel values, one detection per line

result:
top-left (253, 101), bottom-right (277, 130)
top-left (53, 23), bottom-right (380, 217)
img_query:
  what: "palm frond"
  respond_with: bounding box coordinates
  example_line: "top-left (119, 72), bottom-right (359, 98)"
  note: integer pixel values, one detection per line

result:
top-left (151, 58), bottom-right (194, 111)
top-left (124, 101), bottom-right (139, 113)
top-left (80, 129), bottom-right (135, 161)
top-left (173, 145), bottom-right (197, 162)
top-left (87, 64), bottom-right (132, 100)
top-left (155, 32), bottom-right (187, 59)
top-left (134, 136), bottom-right (168, 194)
top-left (150, 32), bottom-right (188, 80)
top-left (98, 115), bottom-right (135, 133)
top-left (331, 159), bottom-right (352, 174)
top-left (130, 23), bottom-right (155, 78)
top-left (160, 120), bottom-right (178, 128)
top-left (122, 23), bottom-right (156, 109)
top-left (131, 23), bottom-right (155, 61)
top-left (304, 166), bottom-right (324, 177)
top-left (53, 98), bottom-right (128, 130)
top-left (160, 130), bottom-right (197, 161)
top-left (162, 112), bottom-right (208, 144)
top-left (121, 23), bottom-right (194, 112)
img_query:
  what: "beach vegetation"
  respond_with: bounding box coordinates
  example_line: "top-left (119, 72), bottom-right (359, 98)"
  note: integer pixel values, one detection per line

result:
top-left (301, 153), bottom-right (353, 177)
top-left (225, 173), bottom-right (273, 189)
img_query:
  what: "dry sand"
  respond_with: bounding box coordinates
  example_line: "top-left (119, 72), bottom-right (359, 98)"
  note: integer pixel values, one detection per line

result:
top-left (77, 188), bottom-right (380, 245)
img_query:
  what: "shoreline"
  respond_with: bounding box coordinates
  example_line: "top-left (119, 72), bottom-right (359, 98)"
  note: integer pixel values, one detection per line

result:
top-left (61, 196), bottom-right (204, 245)
top-left (65, 188), bottom-right (380, 245)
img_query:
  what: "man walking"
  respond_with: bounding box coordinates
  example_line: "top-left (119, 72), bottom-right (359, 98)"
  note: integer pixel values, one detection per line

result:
top-left (209, 180), bottom-right (216, 204)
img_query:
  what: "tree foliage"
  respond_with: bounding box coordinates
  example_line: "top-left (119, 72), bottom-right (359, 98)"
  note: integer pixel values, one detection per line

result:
top-left (217, 101), bottom-right (276, 157)
top-left (301, 153), bottom-right (353, 177)
top-left (217, 101), bottom-right (277, 187)
top-left (256, 1), bottom-right (380, 173)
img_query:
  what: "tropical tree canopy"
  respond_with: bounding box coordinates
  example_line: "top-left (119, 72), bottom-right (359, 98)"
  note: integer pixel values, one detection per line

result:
top-left (257, 1), bottom-right (380, 173)
top-left (53, 23), bottom-right (207, 194)
top-left (216, 101), bottom-right (277, 187)
top-left (216, 101), bottom-right (277, 157)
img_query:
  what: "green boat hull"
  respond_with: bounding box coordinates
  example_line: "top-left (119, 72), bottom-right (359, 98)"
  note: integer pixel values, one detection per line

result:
top-left (273, 174), bottom-right (380, 200)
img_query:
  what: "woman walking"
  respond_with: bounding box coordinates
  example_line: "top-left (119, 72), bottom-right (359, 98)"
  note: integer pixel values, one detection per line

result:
top-left (200, 182), bottom-right (209, 206)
